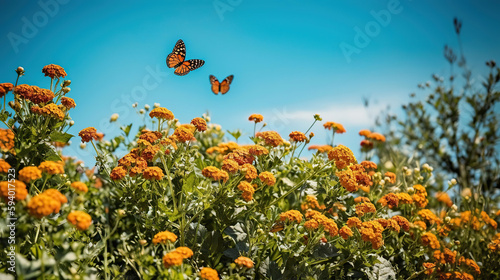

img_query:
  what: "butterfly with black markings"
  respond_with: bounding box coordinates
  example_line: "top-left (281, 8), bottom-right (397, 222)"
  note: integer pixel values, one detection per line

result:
top-left (209, 75), bottom-right (234, 95)
top-left (166, 39), bottom-right (205, 76)
top-left (269, 221), bottom-right (285, 233)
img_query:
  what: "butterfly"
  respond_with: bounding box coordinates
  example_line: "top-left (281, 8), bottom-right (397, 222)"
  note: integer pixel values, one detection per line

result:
top-left (269, 221), bottom-right (285, 233)
top-left (209, 75), bottom-right (234, 95)
top-left (166, 39), bottom-right (205, 76)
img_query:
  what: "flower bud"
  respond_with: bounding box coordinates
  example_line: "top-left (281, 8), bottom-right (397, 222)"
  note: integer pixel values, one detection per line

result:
top-left (69, 120), bottom-right (75, 126)
top-left (314, 114), bottom-right (322, 121)
top-left (154, 102), bottom-right (160, 108)
top-left (139, 239), bottom-right (147, 246)
top-left (62, 87), bottom-right (70, 94)
top-left (144, 104), bottom-right (150, 110)
top-left (132, 102), bottom-right (138, 108)
top-left (405, 169), bottom-right (412, 176)
top-left (422, 163), bottom-right (430, 170)
top-left (63, 80), bottom-right (71, 87)
top-left (445, 216), bottom-right (451, 223)
top-left (450, 178), bottom-right (457, 185)
top-left (407, 187), bottom-right (414, 194)
top-left (418, 176), bottom-right (424, 181)
top-left (414, 168), bottom-right (420, 173)
top-left (110, 113), bottom-right (119, 122)
top-left (455, 240), bottom-right (460, 245)
top-left (139, 109), bottom-right (145, 114)
top-left (379, 179), bottom-right (385, 186)
top-left (451, 204), bottom-right (458, 212)
top-left (80, 143), bottom-right (86, 149)
top-left (118, 209), bottom-right (126, 216)
top-left (16, 66), bottom-right (25, 76)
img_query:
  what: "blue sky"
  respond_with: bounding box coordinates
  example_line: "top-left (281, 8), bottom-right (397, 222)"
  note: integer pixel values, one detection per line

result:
top-left (1, 0), bottom-right (500, 166)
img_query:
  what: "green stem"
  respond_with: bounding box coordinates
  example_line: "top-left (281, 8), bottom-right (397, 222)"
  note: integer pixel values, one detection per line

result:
top-left (160, 155), bottom-right (177, 212)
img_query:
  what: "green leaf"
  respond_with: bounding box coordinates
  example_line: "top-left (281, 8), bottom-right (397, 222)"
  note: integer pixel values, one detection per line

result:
top-left (226, 129), bottom-right (242, 141)
top-left (50, 131), bottom-right (73, 143)
top-left (224, 223), bottom-right (247, 243)
top-left (120, 124), bottom-right (133, 136)
top-left (0, 111), bottom-right (10, 122)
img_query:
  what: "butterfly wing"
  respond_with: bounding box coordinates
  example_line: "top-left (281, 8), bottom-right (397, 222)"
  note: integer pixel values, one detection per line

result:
top-left (174, 59), bottom-right (205, 76)
top-left (269, 221), bottom-right (285, 233)
top-left (219, 75), bottom-right (234, 95)
top-left (209, 75), bottom-right (220, 94)
top-left (166, 39), bottom-right (186, 68)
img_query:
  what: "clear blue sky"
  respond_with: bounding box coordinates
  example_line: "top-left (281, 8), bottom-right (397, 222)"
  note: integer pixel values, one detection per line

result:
top-left (2, 0), bottom-right (499, 166)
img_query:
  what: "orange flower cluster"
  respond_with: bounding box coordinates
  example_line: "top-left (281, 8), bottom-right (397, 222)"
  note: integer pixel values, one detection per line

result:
top-left (436, 272), bottom-right (474, 280)
top-left (418, 209), bottom-right (441, 225)
top-left (256, 131), bottom-right (284, 147)
top-left (423, 262), bottom-right (436, 275)
top-left (359, 221), bottom-right (384, 249)
top-left (458, 257), bottom-right (481, 275)
top-left (61, 97), bottom-right (76, 109)
top-left (289, 131), bottom-right (307, 142)
top-left (19, 166), bottom-right (42, 183)
top-left (206, 142), bottom-right (241, 155)
top-left (304, 210), bottom-right (339, 236)
top-left (139, 130), bottom-right (162, 143)
top-left (202, 166), bottom-right (229, 183)
top-left (175, 246), bottom-right (194, 258)
top-left (38, 161), bottom-right (64, 175)
top-left (234, 256), bottom-right (254, 268)
top-left (15, 85), bottom-right (55, 104)
top-left (221, 159), bottom-right (239, 173)
top-left (378, 193), bottom-right (399, 208)
top-left (162, 250), bottom-right (185, 268)
top-left (0, 83), bottom-right (14, 98)
top-left (436, 192), bottom-right (453, 207)
top-left (328, 145), bottom-right (356, 170)
top-left (258, 171), bottom-right (276, 186)
top-left (412, 184), bottom-right (428, 208)
top-left (110, 166), bottom-right (127, 181)
top-left (67, 211), bottom-right (92, 230)
top-left (360, 139), bottom-right (374, 151)
top-left (280, 210), bottom-right (303, 223)
top-left (191, 117), bottom-right (207, 131)
top-left (172, 126), bottom-right (194, 142)
top-left (452, 210), bottom-right (497, 230)
top-left (391, 215), bottom-right (410, 231)
top-left (367, 132), bottom-right (386, 142)
top-left (384, 172), bottom-right (396, 184)
top-left (323, 121), bottom-right (346, 133)
top-left (241, 163), bottom-right (258, 182)
top-left (32, 103), bottom-right (64, 120)
top-left (0, 159), bottom-right (11, 173)
top-left (248, 114), bottom-right (263, 123)
top-left (149, 107), bottom-right (174, 120)
top-left (421, 232), bottom-right (440, 249)
top-left (237, 181), bottom-right (255, 202)
top-left (336, 168), bottom-right (358, 192)
top-left (434, 248), bottom-right (457, 264)
top-left (71, 181), bottom-right (88, 193)
top-left (224, 149), bottom-right (254, 165)
top-left (397, 193), bottom-right (413, 205)
top-left (355, 202), bottom-right (376, 217)
top-left (79, 127), bottom-right (99, 142)
top-left (42, 64), bottom-right (67, 78)
top-left (248, 144), bottom-right (269, 156)
top-left (376, 218), bottom-right (400, 233)
top-left (143, 166), bottom-right (164, 180)
top-left (153, 230), bottom-right (178, 245)
top-left (354, 196), bottom-right (370, 204)
top-left (488, 233), bottom-right (500, 252)
top-left (346, 217), bottom-right (362, 229)
top-left (200, 267), bottom-right (219, 280)
top-left (0, 128), bottom-right (15, 152)
top-left (308, 145), bottom-right (333, 153)
top-left (0, 181), bottom-right (28, 202)
top-left (300, 195), bottom-right (326, 211)
top-left (339, 225), bottom-right (353, 240)
top-left (27, 189), bottom-right (67, 218)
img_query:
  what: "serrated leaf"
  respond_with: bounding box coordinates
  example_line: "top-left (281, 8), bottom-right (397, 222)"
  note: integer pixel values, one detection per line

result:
top-left (224, 223), bottom-right (247, 242)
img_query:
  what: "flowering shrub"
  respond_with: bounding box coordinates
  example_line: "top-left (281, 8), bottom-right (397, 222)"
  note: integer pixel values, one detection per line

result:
top-left (1, 34), bottom-right (499, 280)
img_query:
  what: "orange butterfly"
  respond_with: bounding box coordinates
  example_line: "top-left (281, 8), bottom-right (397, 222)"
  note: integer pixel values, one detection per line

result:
top-left (166, 39), bottom-right (205, 76)
top-left (209, 75), bottom-right (234, 95)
